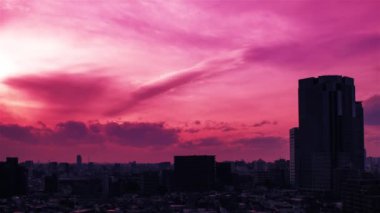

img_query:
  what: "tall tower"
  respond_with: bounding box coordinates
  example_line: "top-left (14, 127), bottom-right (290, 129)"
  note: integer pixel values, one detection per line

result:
top-left (290, 127), bottom-right (299, 187)
top-left (291, 75), bottom-right (365, 191)
top-left (76, 155), bottom-right (82, 166)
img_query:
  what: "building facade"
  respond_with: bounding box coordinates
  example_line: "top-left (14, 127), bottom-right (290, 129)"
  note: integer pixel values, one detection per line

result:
top-left (174, 155), bottom-right (216, 191)
top-left (291, 75), bottom-right (365, 191)
top-left (290, 127), bottom-right (299, 186)
top-left (0, 157), bottom-right (28, 198)
top-left (342, 178), bottom-right (380, 212)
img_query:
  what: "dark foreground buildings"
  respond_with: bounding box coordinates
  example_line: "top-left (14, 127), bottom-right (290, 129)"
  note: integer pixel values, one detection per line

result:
top-left (290, 75), bottom-right (365, 191)
top-left (0, 157), bottom-right (28, 198)
top-left (342, 178), bottom-right (380, 213)
top-left (174, 155), bottom-right (216, 191)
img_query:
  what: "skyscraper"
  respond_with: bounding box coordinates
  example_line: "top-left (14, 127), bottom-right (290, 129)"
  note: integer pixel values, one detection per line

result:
top-left (291, 75), bottom-right (365, 191)
top-left (290, 127), bottom-right (299, 187)
top-left (76, 155), bottom-right (82, 166)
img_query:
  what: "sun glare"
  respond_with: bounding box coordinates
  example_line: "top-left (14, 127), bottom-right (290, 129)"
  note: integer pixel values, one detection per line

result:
top-left (0, 52), bottom-right (18, 80)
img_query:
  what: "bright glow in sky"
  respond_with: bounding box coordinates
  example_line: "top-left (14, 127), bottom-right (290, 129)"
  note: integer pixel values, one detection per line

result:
top-left (0, 0), bottom-right (379, 162)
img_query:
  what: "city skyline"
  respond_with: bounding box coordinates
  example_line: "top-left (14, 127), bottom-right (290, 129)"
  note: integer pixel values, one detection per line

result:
top-left (0, 74), bottom-right (377, 164)
top-left (1, 1), bottom-right (379, 162)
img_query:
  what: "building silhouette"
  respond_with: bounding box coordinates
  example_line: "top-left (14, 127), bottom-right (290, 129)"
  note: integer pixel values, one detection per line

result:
top-left (216, 162), bottom-right (233, 187)
top-left (174, 155), bottom-right (216, 191)
top-left (269, 159), bottom-right (290, 188)
top-left (44, 174), bottom-right (58, 193)
top-left (0, 157), bottom-right (28, 198)
top-left (291, 75), bottom-right (365, 191)
top-left (342, 177), bottom-right (380, 212)
top-left (290, 127), bottom-right (300, 186)
top-left (58, 177), bottom-right (104, 197)
top-left (76, 155), bottom-right (82, 166)
top-left (139, 171), bottom-right (160, 195)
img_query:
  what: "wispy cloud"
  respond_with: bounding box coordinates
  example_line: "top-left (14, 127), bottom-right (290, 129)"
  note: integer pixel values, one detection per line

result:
top-left (105, 49), bottom-right (246, 115)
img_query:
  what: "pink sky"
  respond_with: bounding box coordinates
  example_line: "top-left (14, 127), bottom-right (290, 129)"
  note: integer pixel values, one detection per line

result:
top-left (0, 0), bottom-right (379, 163)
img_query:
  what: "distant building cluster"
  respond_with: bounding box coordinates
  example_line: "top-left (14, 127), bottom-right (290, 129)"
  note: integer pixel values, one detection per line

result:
top-left (366, 157), bottom-right (380, 175)
top-left (0, 155), bottom-right (297, 212)
top-left (2, 154), bottom-right (379, 212)
top-left (0, 155), bottom-right (293, 196)
top-left (0, 155), bottom-right (346, 212)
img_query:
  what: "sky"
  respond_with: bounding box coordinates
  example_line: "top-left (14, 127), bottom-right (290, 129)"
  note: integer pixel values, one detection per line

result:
top-left (0, 0), bottom-right (379, 163)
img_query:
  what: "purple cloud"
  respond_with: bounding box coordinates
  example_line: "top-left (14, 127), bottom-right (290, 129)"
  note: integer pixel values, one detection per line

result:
top-left (236, 136), bottom-right (287, 149)
top-left (253, 120), bottom-right (277, 127)
top-left (183, 128), bottom-right (201, 134)
top-left (4, 72), bottom-right (112, 107)
top-left (53, 121), bottom-right (91, 141)
top-left (0, 121), bottom-right (179, 147)
top-left (180, 137), bottom-right (222, 149)
top-left (0, 123), bottom-right (38, 143)
top-left (364, 95), bottom-right (380, 125)
top-left (103, 122), bottom-right (179, 147)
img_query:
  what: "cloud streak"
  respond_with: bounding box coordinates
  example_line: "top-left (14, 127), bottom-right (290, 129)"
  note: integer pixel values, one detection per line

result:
top-left (4, 72), bottom-right (112, 106)
top-left (105, 50), bottom-right (246, 115)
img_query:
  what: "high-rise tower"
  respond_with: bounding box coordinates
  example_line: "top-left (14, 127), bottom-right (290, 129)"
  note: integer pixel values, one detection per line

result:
top-left (291, 75), bottom-right (365, 191)
top-left (76, 155), bottom-right (82, 166)
top-left (290, 127), bottom-right (300, 187)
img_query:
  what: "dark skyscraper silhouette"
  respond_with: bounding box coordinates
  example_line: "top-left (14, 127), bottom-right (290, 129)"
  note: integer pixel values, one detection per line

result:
top-left (291, 75), bottom-right (365, 191)
top-left (216, 162), bottom-right (233, 186)
top-left (76, 155), bottom-right (82, 166)
top-left (174, 155), bottom-right (216, 191)
top-left (0, 157), bottom-right (28, 198)
top-left (290, 127), bottom-right (300, 187)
